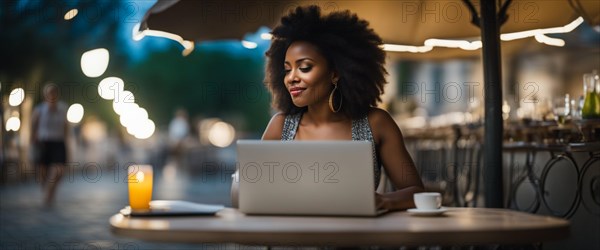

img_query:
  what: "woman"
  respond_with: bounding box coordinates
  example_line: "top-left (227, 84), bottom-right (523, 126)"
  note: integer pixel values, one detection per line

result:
top-left (233, 5), bottom-right (424, 211)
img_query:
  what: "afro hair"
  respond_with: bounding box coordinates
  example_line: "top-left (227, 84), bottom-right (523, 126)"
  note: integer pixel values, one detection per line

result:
top-left (265, 5), bottom-right (387, 119)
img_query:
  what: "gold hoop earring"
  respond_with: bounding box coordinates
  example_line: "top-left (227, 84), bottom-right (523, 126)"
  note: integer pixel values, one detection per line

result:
top-left (328, 81), bottom-right (342, 113)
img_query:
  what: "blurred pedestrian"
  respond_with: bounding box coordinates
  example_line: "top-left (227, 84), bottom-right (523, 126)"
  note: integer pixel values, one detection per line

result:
top-left (31, 83), bottom-right (68, 206)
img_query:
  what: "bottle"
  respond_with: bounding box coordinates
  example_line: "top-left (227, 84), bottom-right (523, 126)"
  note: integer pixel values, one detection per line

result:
top-left (582, 70), bottom-right (600, 119)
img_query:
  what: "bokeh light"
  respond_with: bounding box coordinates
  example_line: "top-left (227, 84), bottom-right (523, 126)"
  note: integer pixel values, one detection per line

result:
top-left (81, 119), bottom-right (107, 143)
top-left (208, 121), bottom-right (235, 148)
top-left (120, 106), bottom-right (148, 129)
top-left (118, 103), bottom-right (140, 128)
top-left (9, 88), bottom-right (25, 106)
top-left (64, 9), bottom-right (78, 20)
top-left (98, 77), bottom-right (124, 100)
top-left (5, 117), bottom-right (21, 131)
top-left (67, 103), bottom-right (84, 124)
top-left (133, 119), bottom-right (156, 139)
top-left (81, 48), bottom-right (109, 78)
top-left (112, 91), bottom-right (136, 115)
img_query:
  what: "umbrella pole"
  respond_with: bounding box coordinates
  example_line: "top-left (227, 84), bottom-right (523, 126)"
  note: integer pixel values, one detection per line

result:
top-left (480, 1), bottom-right (505, 208)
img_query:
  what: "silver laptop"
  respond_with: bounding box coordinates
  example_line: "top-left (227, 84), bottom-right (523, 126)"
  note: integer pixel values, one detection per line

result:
top-left (237, 140), bottom-right (386, 216)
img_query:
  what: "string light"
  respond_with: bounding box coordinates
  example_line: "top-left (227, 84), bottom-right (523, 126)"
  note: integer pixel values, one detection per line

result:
top-left (134, 13), bottom-right (582, 54)
top-left (381, 17), bottom-right (583, 53)
top-left (241, 40), bottom-right (258, 49)
top-left (132, 23), bottom-right (195, 56)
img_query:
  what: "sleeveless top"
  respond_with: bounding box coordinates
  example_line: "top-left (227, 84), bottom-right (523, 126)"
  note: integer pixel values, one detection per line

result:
top-left (281, 112), bottom-right (382, 188)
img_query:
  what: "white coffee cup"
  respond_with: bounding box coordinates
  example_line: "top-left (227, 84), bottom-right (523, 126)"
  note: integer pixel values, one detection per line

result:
top-left (413, 192), bottom-right (442, 210)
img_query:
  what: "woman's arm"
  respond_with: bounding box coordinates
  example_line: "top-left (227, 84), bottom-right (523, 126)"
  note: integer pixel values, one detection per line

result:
top-left (369, 108), bottom-right (424, 211)
top-left (261, 113), bottom-right (285, 140)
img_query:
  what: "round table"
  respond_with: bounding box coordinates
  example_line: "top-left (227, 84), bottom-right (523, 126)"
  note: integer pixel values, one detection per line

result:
top-left (110, 207), bottom-right (569, 247)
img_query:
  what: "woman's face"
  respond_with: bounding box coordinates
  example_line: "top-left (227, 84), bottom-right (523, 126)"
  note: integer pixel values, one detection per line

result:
top-left (284, 41), bottom-right (336, 108)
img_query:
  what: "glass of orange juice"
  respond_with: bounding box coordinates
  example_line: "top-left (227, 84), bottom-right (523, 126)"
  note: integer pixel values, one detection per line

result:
top-left (128, 165), bottom-right (153, 211)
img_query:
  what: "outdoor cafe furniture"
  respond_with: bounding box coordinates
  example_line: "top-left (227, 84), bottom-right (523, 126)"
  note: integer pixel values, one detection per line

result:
top-left (402, 119), bottom-right (600, 219)
top-left (110, 207), bottom-right (569, 247)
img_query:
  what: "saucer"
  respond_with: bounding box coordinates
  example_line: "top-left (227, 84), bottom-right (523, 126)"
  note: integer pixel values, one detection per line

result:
top-left (406, 207), bottom-right (448, 216)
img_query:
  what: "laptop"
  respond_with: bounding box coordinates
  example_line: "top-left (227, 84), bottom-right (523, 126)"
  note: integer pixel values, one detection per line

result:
top-left (236, 140), bottom-right (387, 216)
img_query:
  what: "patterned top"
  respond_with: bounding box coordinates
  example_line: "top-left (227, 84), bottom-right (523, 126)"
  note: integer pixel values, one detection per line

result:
top-left (281, 112), bottom-right (382, 188)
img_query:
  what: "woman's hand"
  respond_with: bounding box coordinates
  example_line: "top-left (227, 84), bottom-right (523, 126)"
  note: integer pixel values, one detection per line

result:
top-left (376, 193), bottom-right (390, 210)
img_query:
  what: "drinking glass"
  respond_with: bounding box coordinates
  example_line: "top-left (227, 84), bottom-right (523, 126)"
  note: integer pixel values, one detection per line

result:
top-left (553, 94), bottom-right (570, 126)
top-left (128, 165), bottom-right (153, 211)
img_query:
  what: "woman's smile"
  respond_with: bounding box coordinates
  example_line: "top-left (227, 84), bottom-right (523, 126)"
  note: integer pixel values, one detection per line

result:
top-left (289, 87), bottom-right (306, 97)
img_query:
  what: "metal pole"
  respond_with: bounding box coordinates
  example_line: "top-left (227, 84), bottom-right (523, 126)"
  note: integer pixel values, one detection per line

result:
top-left (480, 1), bottom-right (504, 208)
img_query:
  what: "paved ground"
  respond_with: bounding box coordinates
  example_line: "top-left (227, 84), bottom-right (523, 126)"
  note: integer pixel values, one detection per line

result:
top-left (0, 139), bottom-right (270, 250)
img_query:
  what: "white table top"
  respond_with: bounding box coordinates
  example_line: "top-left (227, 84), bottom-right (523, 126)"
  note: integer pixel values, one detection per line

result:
top-left (110, 207), bottom-right (569, 247)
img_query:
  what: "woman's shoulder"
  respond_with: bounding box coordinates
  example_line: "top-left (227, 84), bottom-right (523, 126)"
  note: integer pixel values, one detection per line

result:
top-left (366, 107), bottom-right (394, 125)
top-left (366, 107), bottom-right (400, 140)
top-left (262, 112), bottom-right (286, 140)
